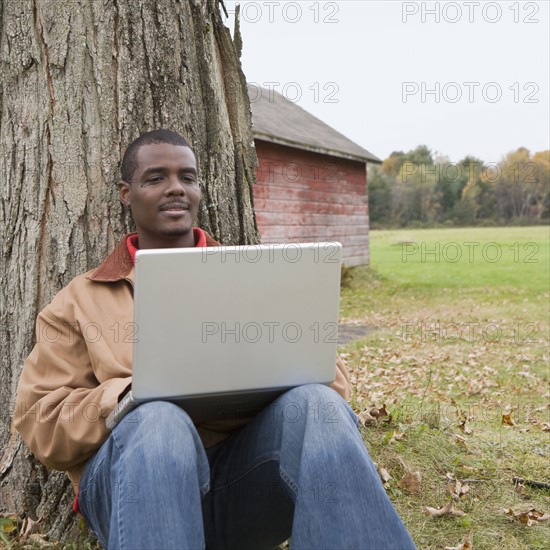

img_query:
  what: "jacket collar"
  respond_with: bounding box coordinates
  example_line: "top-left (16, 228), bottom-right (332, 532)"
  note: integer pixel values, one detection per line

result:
top-left (87, 231), bottom-right (221, 283)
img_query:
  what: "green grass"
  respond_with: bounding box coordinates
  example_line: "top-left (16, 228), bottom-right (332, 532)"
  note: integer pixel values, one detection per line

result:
top-left (369, 226), bottom-right (549, 291)
top-left (341, 226), bottom-right (550, 550)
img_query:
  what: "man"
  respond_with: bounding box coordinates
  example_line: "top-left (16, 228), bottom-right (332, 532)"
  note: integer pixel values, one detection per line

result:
top-left (14, 129), bottom-right (415, 549)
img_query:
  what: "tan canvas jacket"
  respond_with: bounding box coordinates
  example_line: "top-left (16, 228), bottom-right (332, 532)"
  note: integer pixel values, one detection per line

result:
top-left (14, 233), bottom-right (352, 493)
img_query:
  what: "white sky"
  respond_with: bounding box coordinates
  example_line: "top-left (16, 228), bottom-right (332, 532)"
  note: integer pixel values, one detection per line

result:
top-left (223, 0), bottom-right (550, 163)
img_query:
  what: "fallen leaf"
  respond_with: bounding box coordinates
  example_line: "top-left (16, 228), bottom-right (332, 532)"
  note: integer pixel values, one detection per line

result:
top-left (456, 411), bottom-right (473, 434)
top-left (389, 431), bottom-right (406, 444)
top-left (364, 404), bottom-right (392, 424)
top-left (374, 403), bottom-right (390, 418)
top-left (502, 412), bottom-right (516, 426)
top-left (453, 434), bottom-right (469, 450)
top-left (458, 419), bottom-right (473, 435)
top-left (444, 530), bottom-right (473, 550)
top-left (425, 501), bottom-right (466, 518)
top-left (27, 533), bottom-right (51, 547)
top-left (21, 516), bottom-right (41, 539)
top-left (542, 422), bottom-right (550, 432)
top-left (449, 480), bottom-right (471, 500)
top-left (517, 512), bottom-right (538, 527)
top-left (504, 507), bottom-right (550, 526)
top-left (378, 466), bottom-right (392, 484)
top-left (357, 410), bottom-right (376, 426)
top-left (398, 470), bottom-right (422, 493)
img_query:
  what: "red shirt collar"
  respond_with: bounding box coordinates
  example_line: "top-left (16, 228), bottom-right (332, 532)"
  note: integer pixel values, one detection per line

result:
top-left (126, 228), bottom-right (207, 265)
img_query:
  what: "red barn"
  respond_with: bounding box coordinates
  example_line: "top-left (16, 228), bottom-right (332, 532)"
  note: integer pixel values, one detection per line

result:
top-left (249, 85), bottom-right (381, 266)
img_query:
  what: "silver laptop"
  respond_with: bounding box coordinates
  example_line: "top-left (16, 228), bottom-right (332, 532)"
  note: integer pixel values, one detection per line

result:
top-left (106, 242), bottom-right (342, 429)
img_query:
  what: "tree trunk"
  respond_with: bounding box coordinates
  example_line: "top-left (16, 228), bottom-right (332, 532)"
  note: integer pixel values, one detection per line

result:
top-left (0, 0), bottom-right (258, 542)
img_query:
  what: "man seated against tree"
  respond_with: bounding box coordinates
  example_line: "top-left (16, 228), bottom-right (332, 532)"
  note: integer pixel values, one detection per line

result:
top-left (14, 129), bottom-right (415, 550)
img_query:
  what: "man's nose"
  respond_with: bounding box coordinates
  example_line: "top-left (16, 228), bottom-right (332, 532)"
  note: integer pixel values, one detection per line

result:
top-left (165, 175), bottom-right (185, 194)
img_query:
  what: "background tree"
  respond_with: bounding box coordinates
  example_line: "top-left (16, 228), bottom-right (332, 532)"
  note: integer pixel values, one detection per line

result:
top-left (530, 150), bottom-right (550, 220)
top-left (495, 148), bottom-right (549, 222)
top-left (384, 146), bottom-right (440, 226)
top-left (494, 147), bottom-right (532, 219)
top-left (366, 165), bottom-right (392, 226)
top-left (0, 0), bottom-right (258, 542)
top-left (444, 156), bottom-right (483, 225)
top-left (369, 145), bottom-right (549, 227)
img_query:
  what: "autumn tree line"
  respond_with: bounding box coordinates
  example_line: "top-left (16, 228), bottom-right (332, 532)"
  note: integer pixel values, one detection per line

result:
top-left (368, 146), bottom-right (550, 227)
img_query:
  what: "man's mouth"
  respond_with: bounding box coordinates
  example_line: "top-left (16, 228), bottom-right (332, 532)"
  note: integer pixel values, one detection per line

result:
top-left (160, 203), bottom-right (190, 216)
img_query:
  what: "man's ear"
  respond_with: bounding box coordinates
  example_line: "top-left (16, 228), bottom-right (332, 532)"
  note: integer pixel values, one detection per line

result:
top-left (119, 180), bottom-right (131, 207)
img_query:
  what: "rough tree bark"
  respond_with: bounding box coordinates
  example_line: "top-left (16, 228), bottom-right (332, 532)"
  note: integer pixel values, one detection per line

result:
top-left (0, 0), bottom-right (258, 542)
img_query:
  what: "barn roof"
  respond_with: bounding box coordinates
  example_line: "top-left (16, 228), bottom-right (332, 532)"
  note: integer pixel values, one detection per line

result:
top-left (248, 84), bottom-right (381, 164)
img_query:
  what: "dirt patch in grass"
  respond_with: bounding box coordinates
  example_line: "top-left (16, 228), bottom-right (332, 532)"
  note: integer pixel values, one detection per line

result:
top-left (338, 322), bottom-right (377, 345)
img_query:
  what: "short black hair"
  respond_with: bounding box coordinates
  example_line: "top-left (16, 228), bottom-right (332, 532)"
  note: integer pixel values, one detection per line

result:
top-left (121, 129), bottom-right (191, 182)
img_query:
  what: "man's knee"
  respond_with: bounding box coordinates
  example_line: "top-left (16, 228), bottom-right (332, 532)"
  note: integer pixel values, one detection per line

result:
top-left (115, 401), bottom-right (202, 461)
top-left (118, 400), bottom-right (194, 431)
top-left (282, 383), bottom-right (343, 403)
top-left (269, 384), bottom-right (357, 429)
top-left (111, 401), bottom-right (210, 497)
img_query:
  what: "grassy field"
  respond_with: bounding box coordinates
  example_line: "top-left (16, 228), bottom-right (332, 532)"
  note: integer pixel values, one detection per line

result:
top-left (340, 226), bottom-right (549, 550)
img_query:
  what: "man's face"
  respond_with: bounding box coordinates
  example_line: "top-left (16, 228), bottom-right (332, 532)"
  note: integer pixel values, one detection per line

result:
top-left (119, 143), bottom-right (201, 248)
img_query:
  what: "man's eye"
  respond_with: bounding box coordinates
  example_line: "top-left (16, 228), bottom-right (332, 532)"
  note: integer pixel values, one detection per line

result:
top-left (146, 176), bottom-right (163, 184)
top-left (182, 175), bottom-right (197, 183)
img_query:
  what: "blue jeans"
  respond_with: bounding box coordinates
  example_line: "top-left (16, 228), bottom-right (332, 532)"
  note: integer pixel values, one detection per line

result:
top-left (79, 384), bottom-right (415, 549)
